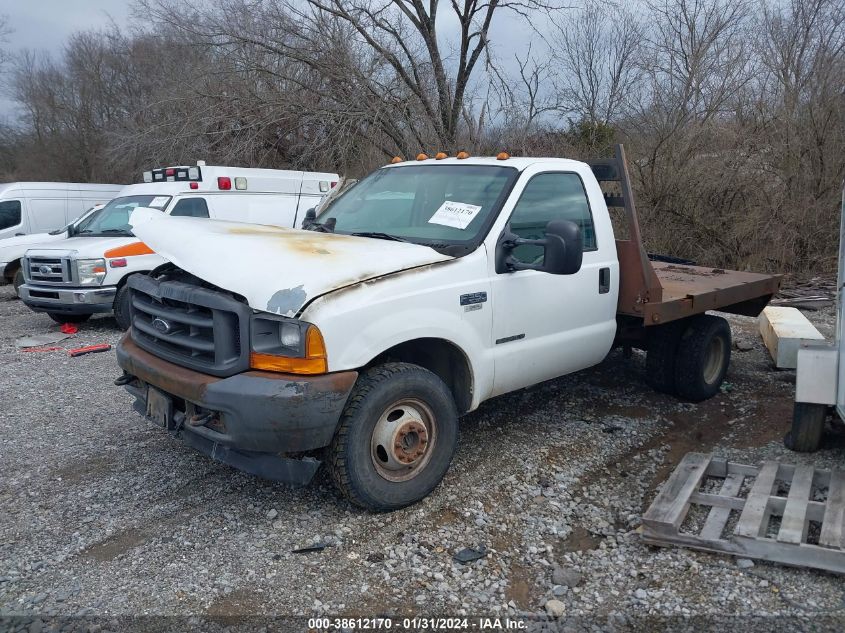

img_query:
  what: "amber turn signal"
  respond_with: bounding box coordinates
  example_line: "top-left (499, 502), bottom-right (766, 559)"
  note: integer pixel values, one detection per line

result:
top-left (456, 151), bottom-right (470, 159)
top-left (416, 153), bottom-right (429, 161)
top-left (249, 325), bottom-right (329, 375)
top-left (496, 152), bottom-right (510, 160)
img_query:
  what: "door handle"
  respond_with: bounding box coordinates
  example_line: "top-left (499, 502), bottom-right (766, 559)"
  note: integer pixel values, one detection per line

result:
top-left (599, 267), bottom-right (610, 294)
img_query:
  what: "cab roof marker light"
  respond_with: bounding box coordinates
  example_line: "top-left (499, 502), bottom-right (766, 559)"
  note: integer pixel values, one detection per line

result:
top-left (390, 156), bottom-right (403, 164)
top-left (497, 152), bottom-right (510, 160)
top-left (435, 152), bottom-right (448, 160)
top-left (456, 151), bottom-right (470, 159)
top-left (416, 153), bottom-right (429, 161)
top-left (235, 177), bottom-right (248, 190)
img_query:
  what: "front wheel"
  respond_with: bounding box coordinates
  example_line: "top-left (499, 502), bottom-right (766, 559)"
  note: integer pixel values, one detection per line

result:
top-left (13, 268), bottom-right (24, 297)
top-left (113, 284), bottom-right (132, 330)
top-left (47, 312), bottom-right (91, 324)
top-left (330, 362), bottom-right (459, 511)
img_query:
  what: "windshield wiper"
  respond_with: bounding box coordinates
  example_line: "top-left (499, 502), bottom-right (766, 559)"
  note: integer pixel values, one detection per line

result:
top-left (100, 228), bottom-right (131, 234)
top-left (350, 231), bottom-right (409, 243)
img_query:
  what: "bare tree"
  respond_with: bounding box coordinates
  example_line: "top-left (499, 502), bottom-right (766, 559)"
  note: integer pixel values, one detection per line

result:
top-left (139, 0), bottom-right (557, 156)
top-left (552, 1), bottom-right (643, 127)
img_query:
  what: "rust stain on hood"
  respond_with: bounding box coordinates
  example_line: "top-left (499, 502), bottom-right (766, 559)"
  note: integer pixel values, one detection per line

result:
top-left (129, 209), bottom-right (453, 316)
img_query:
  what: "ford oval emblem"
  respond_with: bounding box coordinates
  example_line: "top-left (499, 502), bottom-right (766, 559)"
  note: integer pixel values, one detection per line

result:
top-left (152, 317), bottom-right (172, 334)
top-left (38, 265), bottom-right (52, 275)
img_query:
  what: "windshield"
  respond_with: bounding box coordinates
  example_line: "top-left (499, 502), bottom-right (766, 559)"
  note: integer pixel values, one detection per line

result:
top-left (75, 195), bottom-right (172, 236)
top-left (319, 165), bottom-right (518, 247)
top-left (50, 205), bottom-right (101, 235)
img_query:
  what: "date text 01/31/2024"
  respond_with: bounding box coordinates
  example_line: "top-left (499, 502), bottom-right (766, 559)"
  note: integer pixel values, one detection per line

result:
top-left (307, 617), bottom-right (527, 630)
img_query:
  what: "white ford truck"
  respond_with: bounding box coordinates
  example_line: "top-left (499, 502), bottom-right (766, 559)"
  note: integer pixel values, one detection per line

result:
top-left (115, 146), bottom-right (781, 510)
top-left (18, 163), bottom-right (338, 328)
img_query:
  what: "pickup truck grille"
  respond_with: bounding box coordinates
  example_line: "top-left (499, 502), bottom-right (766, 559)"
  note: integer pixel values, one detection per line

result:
top-left (127, 275), bottom-right (251, 377)
top-left (25, 256), bottom-right (72, 285)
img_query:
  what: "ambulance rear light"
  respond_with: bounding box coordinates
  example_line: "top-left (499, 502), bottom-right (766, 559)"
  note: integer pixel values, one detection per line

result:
top-left (331, 181), bottom-right (338, 188)
top-left (234, 177), bottom-right (247, 190)
top-left (190, 182), bottom-right (199, 189)
top-left (143, 171), bottom-right (153, 183)
top-left (319, 181), bottom-right (329, 192)
top-left (218, 177), bottom-right (232, 190)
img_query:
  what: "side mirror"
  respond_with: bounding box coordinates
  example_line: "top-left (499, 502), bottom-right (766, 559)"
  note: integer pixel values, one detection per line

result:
top-left (301, 207), bottom-right (317, 229)
top-left (496, 219), bottom-right (583, 275)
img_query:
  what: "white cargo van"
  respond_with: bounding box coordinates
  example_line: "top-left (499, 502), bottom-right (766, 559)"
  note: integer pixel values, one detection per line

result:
top-left (0, 182), bottom-right (122, 241)
top-left (19, 163), bottom-right (338, 329)
top-left (0, 204), bottom-right (104, 293)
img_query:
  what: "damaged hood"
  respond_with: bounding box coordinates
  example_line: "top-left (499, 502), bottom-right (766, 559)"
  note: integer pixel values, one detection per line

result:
top-left (129, 208), bottom-right (453, 316)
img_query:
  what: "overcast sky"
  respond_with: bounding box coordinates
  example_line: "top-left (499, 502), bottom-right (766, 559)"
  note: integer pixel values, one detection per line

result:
top-left (0, 1), bottom-right (134, 119)
top-left (0, 0), bottom-right (540, 121)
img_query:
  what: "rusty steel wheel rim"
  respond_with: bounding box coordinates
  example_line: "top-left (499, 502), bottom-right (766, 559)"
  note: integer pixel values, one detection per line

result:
top-left (370, 398), bottom-right (437, 482)
top-left (703, 336), bottom-right (725, 385)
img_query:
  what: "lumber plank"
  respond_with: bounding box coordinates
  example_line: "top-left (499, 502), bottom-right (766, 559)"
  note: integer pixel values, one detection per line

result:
top-left (819, 469), bottom-right (845, 549)
top-left (777, 464), bottom-right (814, 544)
top-left (736, 461), bottom-right (779, 538)
top-left (643, 453), bottom-right (711, 533)
top-left (700, 473), bottom-right (744, 540)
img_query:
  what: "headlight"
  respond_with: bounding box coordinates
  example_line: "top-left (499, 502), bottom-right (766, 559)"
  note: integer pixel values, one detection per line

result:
top-left (250, 314), bottom-right (328, 374)
top-left (76, 258), bottom-right (107, 285)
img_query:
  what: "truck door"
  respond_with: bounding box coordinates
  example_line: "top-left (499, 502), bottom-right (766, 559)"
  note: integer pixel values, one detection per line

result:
top-left (490, 169), bottom-right (618, 395)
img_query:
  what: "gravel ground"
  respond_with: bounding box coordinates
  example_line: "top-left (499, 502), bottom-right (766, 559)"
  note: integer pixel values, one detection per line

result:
top-left (1, 283), bottom-right (844, 630)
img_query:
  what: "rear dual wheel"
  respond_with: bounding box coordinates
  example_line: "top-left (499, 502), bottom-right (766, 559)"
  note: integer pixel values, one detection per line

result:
top-left (646, 314), bottom-right (732, 402)
top-left (330, 362), bottom-right (459, 511)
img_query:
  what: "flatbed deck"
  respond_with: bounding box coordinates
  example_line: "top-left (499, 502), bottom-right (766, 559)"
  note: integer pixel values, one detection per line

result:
top-left (590, 146), bottom-right (781, 327)
top-left (640, 262), bottom-right (781, 324)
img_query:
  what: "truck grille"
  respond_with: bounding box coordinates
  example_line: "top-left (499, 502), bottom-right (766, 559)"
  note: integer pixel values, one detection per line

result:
top-left (127, 275), bottom-right (251, 377)
top-left (25, 256), bottom-right (72, 285)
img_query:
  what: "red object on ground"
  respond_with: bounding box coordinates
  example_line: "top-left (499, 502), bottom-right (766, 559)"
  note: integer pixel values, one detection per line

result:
top-left (68, 344), bottom-right (112, 357)
top-left (60, 323), bottom-right (78, 334)
top-left (21, 346), bottom-right (63, 353)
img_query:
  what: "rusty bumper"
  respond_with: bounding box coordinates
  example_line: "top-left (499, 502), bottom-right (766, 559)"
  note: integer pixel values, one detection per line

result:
top-left (116, 335), bottom-right (358, 484)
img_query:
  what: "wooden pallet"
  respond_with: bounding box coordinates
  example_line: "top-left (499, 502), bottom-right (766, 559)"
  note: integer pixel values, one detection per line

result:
top-left (641, 453), bottom-right (845, 574)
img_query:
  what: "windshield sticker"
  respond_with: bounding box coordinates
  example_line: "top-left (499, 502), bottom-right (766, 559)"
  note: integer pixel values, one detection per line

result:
top-left (428, 201), bottom-right (483, 230)
top-left (149, 197), bottom-right (170, 209)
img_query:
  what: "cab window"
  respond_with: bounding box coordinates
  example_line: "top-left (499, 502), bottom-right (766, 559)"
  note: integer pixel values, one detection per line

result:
top-left (507, 173), bottom-right (596, 264)
top-left (170, 198), bottom-right (210, 218)
top-left (0, 200), bottom-right (22, 230)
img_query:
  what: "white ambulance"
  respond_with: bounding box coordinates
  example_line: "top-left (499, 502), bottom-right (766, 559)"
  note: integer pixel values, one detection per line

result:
top-left (18, 163), bottom-right (338, 329)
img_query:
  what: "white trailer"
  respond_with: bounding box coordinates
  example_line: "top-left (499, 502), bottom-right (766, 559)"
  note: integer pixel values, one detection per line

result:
top-left (786, 185), bottom-right (845, 451)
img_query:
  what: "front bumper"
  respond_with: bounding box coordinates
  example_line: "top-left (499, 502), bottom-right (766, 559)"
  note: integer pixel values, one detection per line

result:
top-left (20, 283), bottom-right (116, 314)
top-left (116, 335), bottom-right (358, 485)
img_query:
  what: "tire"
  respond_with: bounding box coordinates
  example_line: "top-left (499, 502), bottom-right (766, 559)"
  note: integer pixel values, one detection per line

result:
top-left (645, 319), bottom-right (687, 395)
top-left (12, 268), bottom-right (24, 298)
top-left (674, 315), bottom-right (732, 402)
top-left (784, 402), bottom-right (827, 452)
top-left (330, 362), bottom-right (459, 511)
top-left (113, 283), bottom-right (132, 330)
top-left (47, 312), bottom-right (91, 324)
